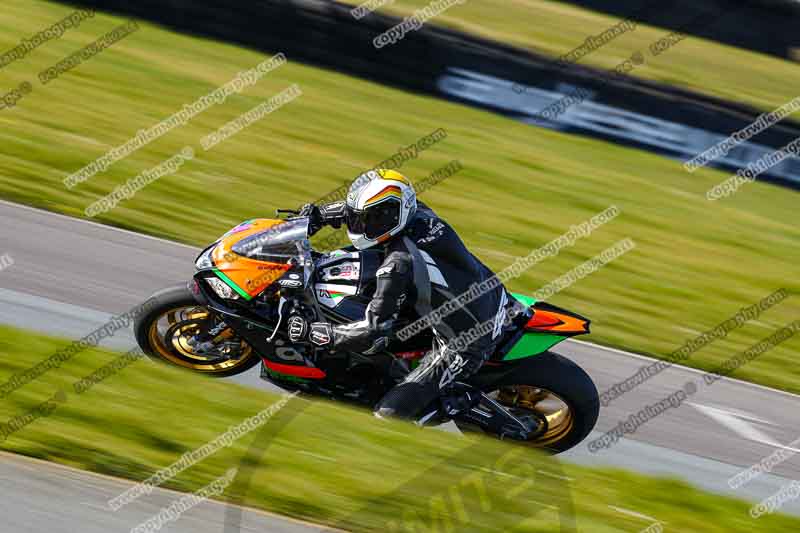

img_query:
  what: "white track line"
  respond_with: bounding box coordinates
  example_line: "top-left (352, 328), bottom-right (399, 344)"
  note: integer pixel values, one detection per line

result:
top-left (0, 450), bottom-right (342, 532)
top-left (569, 338), bottom-right (800, 402)
top-left (297, 451), bottom-right (336, 462)
top-left (536, 470), bottom-right (574, 482)
top-left (608, 505), bottom-right (659, 523)
top-left (0, 199), bottom-right (198, 251)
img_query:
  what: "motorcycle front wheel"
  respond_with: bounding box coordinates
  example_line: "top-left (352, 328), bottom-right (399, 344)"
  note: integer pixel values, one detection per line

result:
top-left (134, 284), bottom-right (261, 377)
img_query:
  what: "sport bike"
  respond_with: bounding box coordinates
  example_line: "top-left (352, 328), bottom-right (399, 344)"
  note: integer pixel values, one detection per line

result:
top-left (135, 215), bottom-right (599, 453)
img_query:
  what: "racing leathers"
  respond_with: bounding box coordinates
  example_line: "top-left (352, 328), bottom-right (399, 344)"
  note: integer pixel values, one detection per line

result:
top-left (304, 200), bottom-right (525, 420)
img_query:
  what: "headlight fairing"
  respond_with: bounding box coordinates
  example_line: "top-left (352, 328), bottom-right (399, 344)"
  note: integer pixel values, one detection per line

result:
top-left (195, 244), bottom-right (217, 271)
top-left (206, 276), bottom-right (240, 300)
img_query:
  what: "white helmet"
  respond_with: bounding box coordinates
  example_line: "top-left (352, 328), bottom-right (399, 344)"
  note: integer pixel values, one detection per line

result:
top-left (345, 169), bottom-right (417, 250)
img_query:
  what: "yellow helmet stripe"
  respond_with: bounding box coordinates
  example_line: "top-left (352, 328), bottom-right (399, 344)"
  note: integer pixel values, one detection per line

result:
top-left (377, 169), bottom-right (411, 185)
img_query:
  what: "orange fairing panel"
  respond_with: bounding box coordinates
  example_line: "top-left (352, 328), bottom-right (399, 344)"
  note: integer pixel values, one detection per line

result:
top-left (525, 306), bottom-right (591, 336)
top-left (219, 218), bottom-right (284, 246)
top-left (212, 219), bottom-right (292, 299)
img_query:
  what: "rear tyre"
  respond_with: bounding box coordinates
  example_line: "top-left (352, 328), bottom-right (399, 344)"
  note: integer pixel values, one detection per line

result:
top-left (469, 351), bottom-right (599, 454)
top-left (134, 284), bottom-right (261, 377)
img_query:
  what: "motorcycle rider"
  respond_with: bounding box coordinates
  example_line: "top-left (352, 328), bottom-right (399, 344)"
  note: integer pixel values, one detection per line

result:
top-left (287, 169), bottom-right (526, 421)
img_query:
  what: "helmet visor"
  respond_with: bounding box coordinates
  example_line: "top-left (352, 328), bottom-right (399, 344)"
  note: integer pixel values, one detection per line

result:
top-left (346, 198), bottom-right (401, 240)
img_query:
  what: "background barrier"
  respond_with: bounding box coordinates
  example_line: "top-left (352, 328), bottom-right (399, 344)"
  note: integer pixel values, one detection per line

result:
top-left (61, 0), bottom-right (800, 187)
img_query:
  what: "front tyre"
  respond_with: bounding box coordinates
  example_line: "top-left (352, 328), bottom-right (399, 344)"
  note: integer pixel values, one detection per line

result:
top-left (473, 351), bottom-right (599, 454)
top-left (134, 284), bottom-right (261, 377)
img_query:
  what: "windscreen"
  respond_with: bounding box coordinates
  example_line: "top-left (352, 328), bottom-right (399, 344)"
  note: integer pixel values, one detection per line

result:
top-left (230, 218), bottom-right (309, 262)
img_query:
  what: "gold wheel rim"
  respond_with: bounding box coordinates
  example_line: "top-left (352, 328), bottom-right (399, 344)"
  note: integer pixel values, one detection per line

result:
top-left (496, 385), bottom-right (575, 448)
top-left (147, 305), bottom-right (253, 372)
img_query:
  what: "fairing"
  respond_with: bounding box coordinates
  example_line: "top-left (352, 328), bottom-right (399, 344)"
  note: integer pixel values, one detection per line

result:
top-left (206, 218), bottom-right (310, 300)
top-left (503, 293), bottom-right (591, 360)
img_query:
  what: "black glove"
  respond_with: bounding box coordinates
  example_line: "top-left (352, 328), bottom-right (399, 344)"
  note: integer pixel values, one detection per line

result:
top-left (299, 203), bottom-right (324, 237)
top-left (319, 202), bottom-right (345, 230)
top-left (287, 315), bottom-right (308, 343)
top-left (287, 316), bottom-right (333, 347)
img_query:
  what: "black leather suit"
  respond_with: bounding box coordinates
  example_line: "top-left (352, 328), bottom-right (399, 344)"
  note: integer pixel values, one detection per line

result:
top-left (312, 201), bottom-right (522, 420)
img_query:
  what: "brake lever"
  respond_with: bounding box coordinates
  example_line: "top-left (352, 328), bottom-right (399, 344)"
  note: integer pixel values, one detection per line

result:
top-left (276, 208), bottom-right (301, 219)
top-left (266, 296), bottom-right (287, 343)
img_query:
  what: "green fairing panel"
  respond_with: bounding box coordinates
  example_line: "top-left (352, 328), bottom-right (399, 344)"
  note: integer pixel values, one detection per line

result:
top-left (504, 334), bottom-right (565, 360)
top-left (511, 292), bottom-right (537, 307)
top-left (504, 292), bottom-right (567, 360)
top-left (213, 268), bottom-right (253, 300)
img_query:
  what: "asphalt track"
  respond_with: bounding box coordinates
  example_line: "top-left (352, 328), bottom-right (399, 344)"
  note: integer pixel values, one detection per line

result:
top-left (1, 199), bottom-right (800, 531)
top-left (0, 451), bottom-right (327, 533)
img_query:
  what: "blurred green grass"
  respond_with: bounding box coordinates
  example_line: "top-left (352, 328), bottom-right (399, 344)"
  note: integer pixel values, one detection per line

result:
top-left (340, 0), bottom-right (800, 114)
top-left (0, 1), bottom-right (798, 395)
top-left (2, 324), bottom-right (798, 532)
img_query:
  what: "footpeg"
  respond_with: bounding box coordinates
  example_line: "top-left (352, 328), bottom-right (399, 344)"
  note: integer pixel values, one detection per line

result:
top-left (440, 383), bottom-right (481, 417)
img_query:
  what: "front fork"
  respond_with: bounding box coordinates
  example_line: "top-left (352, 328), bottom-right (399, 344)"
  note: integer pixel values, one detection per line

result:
top-left (184, 315), bottom-right (240, 358)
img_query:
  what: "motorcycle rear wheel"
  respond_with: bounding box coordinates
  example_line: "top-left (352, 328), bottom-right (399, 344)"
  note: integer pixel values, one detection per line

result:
top-left (462, 351), bottom-right (599, 454)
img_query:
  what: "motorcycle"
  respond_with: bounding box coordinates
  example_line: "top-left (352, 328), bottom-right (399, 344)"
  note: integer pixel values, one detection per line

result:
top-left (134, 215), bottom-right (599, 453)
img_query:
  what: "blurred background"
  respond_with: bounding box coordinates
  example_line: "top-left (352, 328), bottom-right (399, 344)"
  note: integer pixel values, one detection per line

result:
top-left (1, 1), bottom-right (799, 532)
